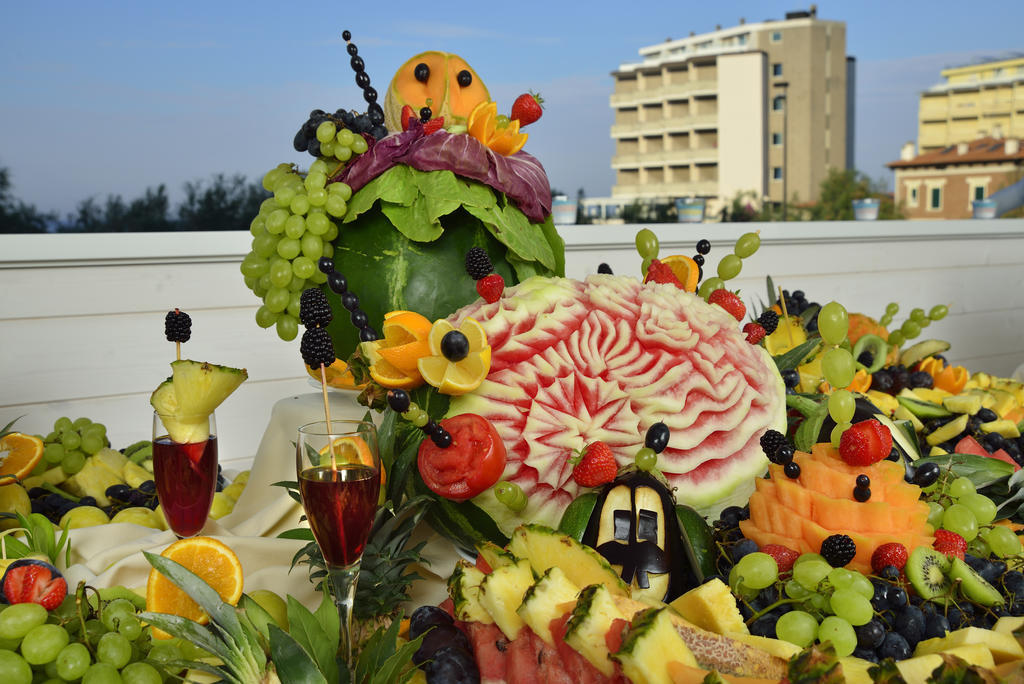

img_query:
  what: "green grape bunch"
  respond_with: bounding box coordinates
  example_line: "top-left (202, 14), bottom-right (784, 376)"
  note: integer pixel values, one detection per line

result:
top-left (39, 417), bottom-right (110, 477)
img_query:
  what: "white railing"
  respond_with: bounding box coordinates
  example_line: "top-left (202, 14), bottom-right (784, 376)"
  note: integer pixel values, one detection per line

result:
top-left (3, 219), bottom-right (1023, 467)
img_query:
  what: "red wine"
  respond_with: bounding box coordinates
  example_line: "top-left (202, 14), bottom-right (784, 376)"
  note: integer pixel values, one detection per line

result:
top-left (153, 435), bottom-right (218, 538)
top-left (299, 465), bottom-right (380, 567)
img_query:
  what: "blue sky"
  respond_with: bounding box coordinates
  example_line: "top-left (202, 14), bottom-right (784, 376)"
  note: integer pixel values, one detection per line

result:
top-left (2, 0), bottom-right (1022, 215)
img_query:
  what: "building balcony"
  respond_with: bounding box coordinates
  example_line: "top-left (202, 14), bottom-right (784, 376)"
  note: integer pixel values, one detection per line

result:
top-left (610, 80), bottom-right (717, 107)
top-left (611, 147), bottom-right (719, 168)
top-left (610, 181), bottom-right (719, 198)
top-left (611, 114), bottom-right (718, 138)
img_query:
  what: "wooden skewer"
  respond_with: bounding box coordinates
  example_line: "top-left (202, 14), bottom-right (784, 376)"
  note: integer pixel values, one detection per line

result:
top-left (319, 363), bottom-right (336, 472)
top-left (175, 341), bottom-right (181, 362)
top-left (778, 286), bottom-right (794, 348)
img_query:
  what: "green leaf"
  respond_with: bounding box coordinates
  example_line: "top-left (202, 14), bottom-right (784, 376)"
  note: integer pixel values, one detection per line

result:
top-left (773, 339), bottom-right (821, 371)
top-left (765, 276), bottom-right (776, 307)
top-left (136, 611), bottom-right (236, 666)
top-left (238, 594), bottom-right (275, 643)
top-left (313, 589), bottom-right (340, 659)
top-left (785, 393), bottom-right (824, 417)
top-left (799, 304), bottom-right (821, 330)
top-left (269, 623), bottom-right (329, 684)
top-left (278, 528), bottom-right (316, 541)
top-left (352, 615), bottom-right (422, 684)
top-left (537, 214), bottom-right (566, 277)
top-left (0, 416), bottom-right (22, 437)
top-left (142, 552), bottom-right (245, 644)
top-left (794, 404), bottom-right (828, 452)
top-left (286, 595), bottom-right (339, 684)
top-left (410, 168), bottom-right (462, 200)
top-left (463, 203), bottom-right (556, 272)
top-left (382, 201), bottom-right (444, 242)
top-left (915, 453), bottom-right (1014, 490)
top-left (455, 178), bottom-right (498, 209)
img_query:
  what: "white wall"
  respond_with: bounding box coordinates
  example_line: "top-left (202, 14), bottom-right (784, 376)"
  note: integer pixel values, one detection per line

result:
top-left (2, 220), bottom-right (1023, 468)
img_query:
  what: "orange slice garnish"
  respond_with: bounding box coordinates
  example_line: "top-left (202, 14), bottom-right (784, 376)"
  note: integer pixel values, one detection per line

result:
top-left (660, 255), bottom-right (701, 293)
top-left (318, 435), bottom-right (384, 488)
top-left (0, 433), bottom-right (44, 485)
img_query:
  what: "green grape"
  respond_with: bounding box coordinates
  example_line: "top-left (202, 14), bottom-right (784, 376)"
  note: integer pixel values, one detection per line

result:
top-left (292, 257), bottom-right (315, 280)
top-left (84, 422), bottom-right (106, 438)
top-left (71, 417), bottom-right (92, 430)
top-left (817, 302), bottom-right (849, 345)
top-left (929, 304), bottom-right (948, 320)
top-left (984, 525), bottom-right (1022, 557)
top-left (308, 187), bottom-right (328, 207)
top-left (62, 450), bottom-right (86, 475)
top-left (115, 615), bottom-right (142, 642)
top-left (144, 643), bottom-right (182, 668)
top-left (304, 172), bottom-right (327, 192)
top-left (277, 315), bottom-right (299, 341)
top-left (284, 215), bottom-right (306, 239)
top-left (817, 615), bottom-right (856, 656)
top-left (885, 302), bottom-right (899, 316)
top-left (320, 140), bottom-right (335, 157)
top-left (0, 603), bottom-right (48, 640)
top-left (289, 194), bottom-right (310, 217)
top-left (634, 229), bottom-right (659, 259)
top-left (784, 579), bottom-right (810, 599)
top-left (286, 292), bottom-right (302, 318)
top-left (96, 632), bottom-right (131, 669)
top-left (941, 503), bottom-right (979, 541)
top-left (879, 314), bottom-right (892, 326)
top-left (351, 136), bottom-right (368, 154)
top-left (698, 277), bottom-right (725, 300)
top-left (53, 417), bottom-right (73, 432)
top-left (827, 390), bottom-right (856, 424)
top-left (910, 308), bottom-right (927, 324)
top-left (900, 319), bottom-right (921, 340)
top-left (493, 481), bottom-right (527, 512)
top-left (43, 443), bottom-right (65, 464)
top-left (268, 260), bottom-right (292, 289)
top-left (734, 231), bottom-right (760, 258)
top-left (736, 552), bottom-right (779, 590)
top-left (960, 493), bottom-right (997, 525)
top-left (253, 233), bottom-right (279, 259)
top-left (20, 623), bottom-right (68, 665)
top-left (793, 559), bottom-right (831, 591)
top-left (822, 347), bottom-right (855, 389)
top-left (325, 195), bottom-right (347, 217)
top-left (794, 553), bottom-right (826, 566)
top-left (949, 477), bottom-right (976, 499)
top-left (968, 536), bottom-right (991, 558)
top-left (81, 433), bottom-right (105, 455)
top-left (249, 216), bottom-right (266, 235)
top-left (717, 254), bottom-right (742, 281)
top-left (324, 222), bottom-right (338, 242)
top-left (337, 129), bottom-right (355, 147)
top-left (266, 209), bottom-right (288, 234)
top-left (60, 430), bottom-right (81, 451)
top-left (240, 254), bottom-right (270, 278)
top-left (827, 568), bottom-right (855, 591)
top-left (831, 422), bottom-right (851, 447)
top-left (0, 650), bottom-right (31, 684)
top-left (918, 317), bottom-right (931, 328)
top-left (259, 197), bottom-right (279, 215)
top-left (315, 121), bottom-right (336, 143)
top-left (261, 167), bottom-right (286, 192)
top-left (328, 181), bottom-right (352, 200)
top-left (776, 610), bottom-right (818, 648)
top-left (274, 183), bottom-right (297, 207)
top-left (56, 642), bottom-right (91, 681)
top-left (287, 276), bottom-right (307, 292)
top-left (728, 567), bottom-right (758, 600)
top-left (335, 146), bottom-right (353, 162)
top-left (120, 662), bottom-right (161, 684)
top-left (44, 431), bottom-right (59, 443)
top-left (306, 211), bottom-right (329, 236)
top-left (849, 572), bottom-right (874, 600)
top-left (829, 590), bottom-right (872, 626)
top-left (634, 447), bottom-right (657, 471)
top-left (100, 600), bottom-right (136, 632)
top-left (640, 256), bottom-right (653, 276)
top-left (300, 234), bottom-right (324, 260)
top-left (264, 287), bottom-right (290, 314)
top-left (807, 592), bottom-right (830, 612)
top-left (310, 268), bottom-right (328, 284)
top-left (82, 662), bottom-right (121, 684)
top-left (254, 306), bottom-right (278, 329)
top-left (927, 501), bottom-right (944, 528)
top-left (276, 237), bottom-right (301, 261)
top-left (887, 331), bottom-right (905, 347)
top-left (83, 619), bottom-right (105, 647)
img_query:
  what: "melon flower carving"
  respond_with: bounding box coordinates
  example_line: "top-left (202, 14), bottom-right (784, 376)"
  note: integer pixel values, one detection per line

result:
top-left (417, 318), bottom-right (491, 395)
top-left (467, 101), bottom-right (528, 156)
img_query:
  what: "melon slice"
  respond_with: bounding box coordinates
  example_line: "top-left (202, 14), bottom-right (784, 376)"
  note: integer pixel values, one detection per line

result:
top-left (446, 275), bottom-right (787, 535)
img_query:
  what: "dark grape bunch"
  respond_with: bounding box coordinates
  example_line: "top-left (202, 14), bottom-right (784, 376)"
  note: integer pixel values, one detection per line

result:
top-left (318, 257), bottom-right (378, 342)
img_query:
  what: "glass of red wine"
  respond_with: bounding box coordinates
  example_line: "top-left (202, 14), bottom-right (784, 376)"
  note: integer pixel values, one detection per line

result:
top-left (152, 411), bottom-right (218, 538)
top-left (296, 420), bottom-right (380, 665)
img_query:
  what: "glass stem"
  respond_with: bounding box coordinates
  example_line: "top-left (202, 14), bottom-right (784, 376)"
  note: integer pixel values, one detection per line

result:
top-left (327, 562), bottom-right (361, 666)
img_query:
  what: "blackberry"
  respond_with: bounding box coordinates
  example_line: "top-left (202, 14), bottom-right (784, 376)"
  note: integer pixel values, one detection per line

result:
top-left (164, 310), bottom-right (192, 343)
top-left (597, 263), bottom-right (613, 274)
top-left (299, 288), bottom-right (333, 328)
top-left (465, 247), bottom-right (493, 280)
top-left (759, 429), bottom-right (787, 459)
top-left (757, 310), bottom-right (779, 335)
top-left (300, 327), bottom-right (336, 368)
top-left (820, 534), bottom-right (856, 567)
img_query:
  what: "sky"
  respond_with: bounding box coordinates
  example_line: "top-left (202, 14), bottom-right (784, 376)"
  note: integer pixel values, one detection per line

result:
top-left (2, 0), bottom-right (1023, 217)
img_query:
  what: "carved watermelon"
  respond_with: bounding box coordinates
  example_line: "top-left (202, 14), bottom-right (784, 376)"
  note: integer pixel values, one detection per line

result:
top-left (447, 275), bottom-right (787, 535)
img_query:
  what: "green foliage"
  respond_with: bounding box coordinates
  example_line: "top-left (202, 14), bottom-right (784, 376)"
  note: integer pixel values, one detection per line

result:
top-left (179, 173), bottom-right (269, 230)
top-left (0, 166), bottom-right (55, 233)
top-left (810, 168), bottom-right (904, 221)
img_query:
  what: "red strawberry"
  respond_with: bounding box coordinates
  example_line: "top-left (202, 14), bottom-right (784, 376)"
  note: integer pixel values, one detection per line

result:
top-left (1, 559), bottom-right (67, 610)
top-left (476, 273), bottom-right (505, 304)
top-left (400, 104), bottom-right (415, 131)
top-left (572, 442), bottom-right (617, 488)
top-left (511, 92), bottom-right (544, 127)
top-left (643, 259), bottom-right (682, 288)
top-left (933, 530), bottom-right (967, 560)
top-left (708, 289), bottom-right (746, 322)
top-left (838, 419), bottom-right (893, 466)
top-left (422, 116), bottom-right (445, 134)
top-left (761, 544), bottom-right (800, 574)
top-left (743, 322), bottom-right (767, 345)
top-left (871, 542), bottom-right (909, 573)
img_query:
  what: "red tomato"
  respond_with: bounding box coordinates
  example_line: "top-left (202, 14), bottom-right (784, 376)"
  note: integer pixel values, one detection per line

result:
top-left (417, 413), bottom-right (506, 501)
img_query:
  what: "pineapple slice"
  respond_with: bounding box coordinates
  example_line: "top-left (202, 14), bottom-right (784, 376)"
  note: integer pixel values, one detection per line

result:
top-left (914, 626), bottom-right (1023, 663)
top-left (564, 584), bottom-right (627, 677)
top-left (478, 559), bottom-right (534, 639)
top-left (123, 461), bottom-right (153, 488)
top-left (896, 644), bottom-right (993, 681)
top-left (508, 524), bottom-right (628, 596)
top-left (517, 566), bottom-right (580, 646)
top-left (151, 380), bottom-right (209, 443)
top-left (92, 448), bottom-right (129, 480)
top-left (63, 459), bottom-right (123, 506)
top-left (475, 541), bottom-right (518, 571)
top-left (447, 560), bottom-right (493, 624)
top-left (670, 578), bottom-right (749, 635)
top-left (170, 360), bottom-right (248, 416)
top-left (612, 607), bottom-right (697, 684)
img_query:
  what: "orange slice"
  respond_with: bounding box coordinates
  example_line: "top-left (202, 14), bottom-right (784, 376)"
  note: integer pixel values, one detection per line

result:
top-left (0, 433), bottom-right (44, 485)
top-left (660, 255), bottom-right (701, 292)
top-left (306, 358), bottom-right (364, 390)
top-left (418, 318), bottom-right (491, 395)
top-left (146, 536), bottom-right (244, 639)
top-left (318, 435), bottom-right (384, 488)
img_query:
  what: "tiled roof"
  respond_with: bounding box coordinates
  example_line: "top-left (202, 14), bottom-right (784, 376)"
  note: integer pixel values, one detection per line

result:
top-left (888, 137), bottom-right (1024, 168)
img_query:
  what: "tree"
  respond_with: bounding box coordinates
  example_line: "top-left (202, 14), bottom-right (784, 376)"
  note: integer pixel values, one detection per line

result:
top-left (0, 166), bottom-right (55, 233)
top-left (178, 173), bottom-right (269, 231)
top-left (66, 185), bottom-right (174, 232)
top-left (810, 168), bottom-right (903, 221)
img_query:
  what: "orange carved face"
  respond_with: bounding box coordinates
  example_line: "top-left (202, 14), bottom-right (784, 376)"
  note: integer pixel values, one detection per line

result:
top-left (384, 51), bottom-right (490, 131)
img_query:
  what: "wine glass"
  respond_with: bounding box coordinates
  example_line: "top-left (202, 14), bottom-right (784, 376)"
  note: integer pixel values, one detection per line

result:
top-left (296, 420), bottom-right (381, 665)
top-left (152, 411), bottom-right (218, 538)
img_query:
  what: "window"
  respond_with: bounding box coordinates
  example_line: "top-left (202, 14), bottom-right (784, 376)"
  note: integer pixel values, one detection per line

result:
top-left (930, 187), bottom-right (942, 210)
top-left (771, 31), bottom-right (782, 43)
top-left (772, 167), bottom-right (783, 180)
top-left (772, 96), bottom-right (785, 111)
top-left (772, 63), bottom-right (783, 77)
top-left (772, 133), bottom-right (783, 146)
top-left (974, 186), bottom-right (985, 201)
top-left (908, 186), bottom-right (919, 207)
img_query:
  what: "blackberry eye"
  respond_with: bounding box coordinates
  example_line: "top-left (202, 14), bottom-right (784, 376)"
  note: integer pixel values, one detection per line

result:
top-left (456, 69), bottom-right (472, 87)
top-left (414, 63), bottom-right (430, 83)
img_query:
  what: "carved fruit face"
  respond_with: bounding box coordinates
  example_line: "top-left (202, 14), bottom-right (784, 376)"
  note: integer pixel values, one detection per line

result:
top-left (384, 51), bottom-right (490, 131)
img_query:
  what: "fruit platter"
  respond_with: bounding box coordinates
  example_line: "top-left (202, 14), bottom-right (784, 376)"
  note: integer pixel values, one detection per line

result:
top-left (4, 32), bottom-right (1024, 684)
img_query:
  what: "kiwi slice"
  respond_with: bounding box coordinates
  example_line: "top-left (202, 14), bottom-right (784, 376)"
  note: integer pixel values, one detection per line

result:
top-left (949, 557), bottom-right (1004, 606)
top-left (906, 546), bottom-right (952, 600)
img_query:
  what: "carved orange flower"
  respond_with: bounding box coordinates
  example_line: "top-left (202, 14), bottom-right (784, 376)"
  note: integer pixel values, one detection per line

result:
top-left (467, 102), bottom-right (528, 156)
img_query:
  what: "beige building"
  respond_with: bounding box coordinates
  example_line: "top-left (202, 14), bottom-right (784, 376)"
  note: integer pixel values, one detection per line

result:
top-left (918, 56), bottom-right (1024, 154)
top-left (607, 8), bottom-right (853, 219)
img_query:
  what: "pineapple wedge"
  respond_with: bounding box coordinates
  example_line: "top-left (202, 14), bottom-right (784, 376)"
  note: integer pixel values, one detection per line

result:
top-left (564, 584), bottom-right (627, 677)
top-left (993, 616), bottom-right (1024, 633)
top-left (151, 360), bottom-right (247, 443)
top-left (476, 541), bottom-right (518, 571)
top-left (63, 459), bottom-right (123, 506)
top-left (508, 524), bottom-right (628, 596)
top-left (897, 644), bottom-right (994, 680)
top-left (92, 448), bottom-right (129, 480)
top-left (517, 566), bottom-right (580, 646)
top-left (447, 560), bottom-right (493, 624)
top-left (612, 607), bottom-right (697, 684)
top-left (478, 558), bottom-right (534, 640)
top-left (670, 578), bottom-right (749, 635)
top-left (914, 626), bottom-right (1024, 663)
top-left (122, 461), bottom-right (153, 488)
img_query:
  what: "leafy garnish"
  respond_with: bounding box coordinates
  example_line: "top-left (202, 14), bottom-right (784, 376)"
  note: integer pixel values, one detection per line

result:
top-left (786, 643), bottom-right (844, 684)
top-left (0, 513), bottom-right (71, 567)
top-left (867, 660), bottom-right (908, 683)
top-left (773, 339), bottom-right (821, 372)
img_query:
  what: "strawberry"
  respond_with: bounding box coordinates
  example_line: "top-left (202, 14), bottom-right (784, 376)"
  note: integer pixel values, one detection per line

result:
top-left (422, 116), bottom-right (445, 135)
top-left (871, 542), bottom-right (909, 573)
top-left (838, 419), bottom-right (893, 467)
top-left (743, 322), bottom-right (767, 345)
top-left (572, 442), bottom-right (617, 488)
top-left (708, 289), bottom-right (746, 322)
top-left (400, 104), bottom-right (415, 131)
top-left (643, 259), bottom-right (682, 288)
top-left (761, 544), bottom-right (800, 574)
top-left (476, 273), bottom-right (505, 303)
top-left (933, 530), bottom-right (967, 560)
top-left (1, 559), bottom-right (67, 610)
top-left (511, 92), bottom-right (544, 127)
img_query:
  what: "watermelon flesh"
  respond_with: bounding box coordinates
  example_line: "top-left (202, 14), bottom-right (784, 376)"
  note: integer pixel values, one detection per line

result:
top-left (448, 275), bottom-right (787, 535)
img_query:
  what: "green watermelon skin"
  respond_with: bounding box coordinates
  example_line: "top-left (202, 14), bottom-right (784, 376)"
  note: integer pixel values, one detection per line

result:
top-left (325, 206), bottom-right (520, 360)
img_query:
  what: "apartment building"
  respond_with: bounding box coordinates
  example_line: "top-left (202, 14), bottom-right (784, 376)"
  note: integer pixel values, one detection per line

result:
top-left (606, 8), bottom-right (853, 220)
top-left (918, 55), bottom-right (1024, 154)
